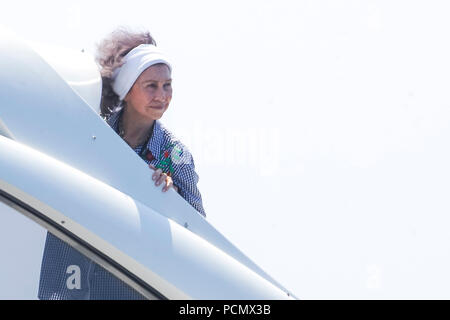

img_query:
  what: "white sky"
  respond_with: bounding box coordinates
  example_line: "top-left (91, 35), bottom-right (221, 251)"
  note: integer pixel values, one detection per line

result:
top-left (2, 0), bottom-right (450, 299)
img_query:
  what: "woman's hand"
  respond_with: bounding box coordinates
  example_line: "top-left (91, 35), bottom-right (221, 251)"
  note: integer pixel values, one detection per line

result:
top-left (149, 164), bottom-right (179, 193)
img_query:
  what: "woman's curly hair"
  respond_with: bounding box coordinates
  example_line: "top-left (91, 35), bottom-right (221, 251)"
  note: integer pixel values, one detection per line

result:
top-left (95, 26), bottom-right (157, 118)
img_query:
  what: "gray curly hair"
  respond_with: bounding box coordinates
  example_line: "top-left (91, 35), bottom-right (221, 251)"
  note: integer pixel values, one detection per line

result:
top-left (95, 26), bottom-right (157, 117)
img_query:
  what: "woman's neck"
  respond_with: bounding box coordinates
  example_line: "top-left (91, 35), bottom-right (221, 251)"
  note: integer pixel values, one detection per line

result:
top-left (120, 108), bottom-right (154, 149)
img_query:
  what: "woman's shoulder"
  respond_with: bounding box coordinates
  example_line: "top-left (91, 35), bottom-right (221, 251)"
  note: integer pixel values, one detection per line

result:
top-left (104, 108), bottom-right (123, 130)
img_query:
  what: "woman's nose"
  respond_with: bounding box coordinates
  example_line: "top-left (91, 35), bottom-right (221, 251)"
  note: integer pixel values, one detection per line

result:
top-left (153, 87), bottom-right (170, 102)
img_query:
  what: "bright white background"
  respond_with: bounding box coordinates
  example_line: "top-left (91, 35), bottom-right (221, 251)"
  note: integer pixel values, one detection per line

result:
top-left (2, 0), bottom-right (450, 299)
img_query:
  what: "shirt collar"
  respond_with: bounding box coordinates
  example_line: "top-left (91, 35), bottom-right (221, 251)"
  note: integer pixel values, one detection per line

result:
top-left (147, 119), bottom-right (162, 160)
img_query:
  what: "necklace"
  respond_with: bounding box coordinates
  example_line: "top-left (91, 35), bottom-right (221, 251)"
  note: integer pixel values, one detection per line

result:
top-left (118, 113), bottom-right (154, 150)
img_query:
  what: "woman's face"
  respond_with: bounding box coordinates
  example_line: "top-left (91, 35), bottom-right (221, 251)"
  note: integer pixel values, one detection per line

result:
top-left (124, 63), bottom-right (172, 121)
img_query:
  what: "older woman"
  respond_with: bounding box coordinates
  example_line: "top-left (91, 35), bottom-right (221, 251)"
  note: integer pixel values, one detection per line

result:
top-left (98, 28), bottom-right (206, 216)
top-left (38, 28), bottom-right (205, 300)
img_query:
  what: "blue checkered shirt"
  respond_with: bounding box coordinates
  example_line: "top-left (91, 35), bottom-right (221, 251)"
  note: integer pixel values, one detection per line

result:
top-left (38, 109), bottom-right (205, 300)
top-left (106, 108), bottom-right (206, 217)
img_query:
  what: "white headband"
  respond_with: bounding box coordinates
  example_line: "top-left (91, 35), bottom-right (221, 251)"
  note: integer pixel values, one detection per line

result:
top-left (112, 44), bottom-right (172, 100)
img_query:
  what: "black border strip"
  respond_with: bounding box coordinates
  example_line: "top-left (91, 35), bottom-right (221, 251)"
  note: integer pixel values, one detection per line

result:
top-left (0, 188), bottom-right (168, 300)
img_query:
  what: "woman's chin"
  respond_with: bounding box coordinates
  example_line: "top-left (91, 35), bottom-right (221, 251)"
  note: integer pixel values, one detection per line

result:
top-left (147, 107), bottom-right (167, 119)
top-left (147, 112), bottom-right (164, 121)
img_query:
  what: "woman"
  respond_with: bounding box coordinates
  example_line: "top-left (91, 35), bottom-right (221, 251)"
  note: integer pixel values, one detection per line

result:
top-left (38, 28), bottom-right (205, 300)
top-left (98, 27), bottom-right (206, 216)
